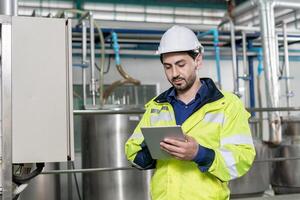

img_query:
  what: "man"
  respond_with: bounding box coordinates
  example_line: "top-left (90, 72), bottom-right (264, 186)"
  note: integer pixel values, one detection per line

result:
top-left (125, 25), bottom-right (255, 200)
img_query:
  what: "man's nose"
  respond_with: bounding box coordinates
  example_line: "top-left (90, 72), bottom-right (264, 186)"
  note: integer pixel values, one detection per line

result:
top-left (172, 66), bottom-right (179, 77)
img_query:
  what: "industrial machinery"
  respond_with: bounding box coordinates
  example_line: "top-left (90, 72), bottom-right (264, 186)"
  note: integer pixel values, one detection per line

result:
top-left (18, 164), bottom-right (60, 200)
top-left (0, 14), bottom-right (74, 199)
top-left (3, 0), bottom-right (300, 199)
top-left (272, 117), bottom-right (300, 194)
top-left (81, 108), bottom-right (152, 200)
top-left (230, 139), bottom-right (270, 198)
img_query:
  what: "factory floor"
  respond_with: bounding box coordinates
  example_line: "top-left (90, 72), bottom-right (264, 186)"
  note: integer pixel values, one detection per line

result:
top-left (234, 194), bottom-right (300, 200)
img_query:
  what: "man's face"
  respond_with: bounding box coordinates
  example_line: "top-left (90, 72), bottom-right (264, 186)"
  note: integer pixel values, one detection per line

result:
top-left (162, 52), bottom-right (202, 92)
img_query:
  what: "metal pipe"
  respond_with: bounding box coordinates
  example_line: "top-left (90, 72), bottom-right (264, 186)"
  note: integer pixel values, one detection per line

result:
top-left (286, 10), bottom-right (300, 28)
top-left (197, 29), bottom-right (221, 88)
top-left (231, 0), bottom-right (258, 18)
top-left (102, 32), bottom-right (140, 104)
top-left (1, 20), bottom-right (13, 200)
top-left (248, 56), bottom-right (255, 116)
top-left (247, 107), bottom-right (300, 112)
top-left (273, 0), bottom-right (300, 9)
top-left (237, 8), bottom-right (297, 27)
top-left (230, 0), bottom-right (300, 24)
top-left (0, 0), bottom-right (17, 16)
top-left (77, 11), bottom-right (89, 24)
top-left (258, 0), bottom-right (281, 144)
top-left (257, 75), bottom-right (264, 139)
top-left (275, 10), bottom-right (297, 26)
top-left (228, 1), bottom-right (300, 144)
top-left (229, 18), bottom-right (239, 95)
top-left (93, 22), bottom-right (105, 107)
top-left (230, 0), bottom-right (294, 19)
top-left (221, 25), bottom-right (300, 35)
top-left (40, 156), bottom-right (300, 175)
top-left (213, 29), bottom-right (222, 89)
top-left (242, 31), bottom-right (249, 106)
top-left (254, 156), bottom-right (300, 163)
top-left (82, 21), bottom-right (87, 108)
top-left (73, 109), bottom-right (145, 115)
top-left (112, 32), bottom-right (121, 66)
top-left (72, 48), bottom-right (300, 58)
top-left (42, 166), bottom-right (137, 174)
top-left (67, 162), bottom-right (73, 200)
top-left (242, 31), bottom-right (248, 77)
top-left (217, 0), bottom-right (257, 27)
top-left (251, 44), bottom-right (264, 140)
top-left (41, 167), bottom-right (137, 174)
top-left (282, 22), bottom-right (291, 115)
top-left (89, 12), bottom-right (96, 106)
top-left (248, 42), bottom-right (263, 137)
top-left (275, 33), bottom-right (280, 77)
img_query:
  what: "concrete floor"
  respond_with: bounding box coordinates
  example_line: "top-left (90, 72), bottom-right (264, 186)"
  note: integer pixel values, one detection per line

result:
top-left (235, 194), bottom-right (300, 200)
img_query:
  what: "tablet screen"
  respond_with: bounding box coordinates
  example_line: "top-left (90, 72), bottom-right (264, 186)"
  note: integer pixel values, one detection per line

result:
top-left (141, 126), bottom-right (185, 159)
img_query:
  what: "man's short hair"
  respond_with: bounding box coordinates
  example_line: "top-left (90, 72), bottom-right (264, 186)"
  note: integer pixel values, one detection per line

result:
top-left (160, 47), bottom-right (202, 64)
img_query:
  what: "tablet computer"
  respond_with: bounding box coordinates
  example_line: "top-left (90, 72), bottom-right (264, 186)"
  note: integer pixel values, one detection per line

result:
top-left (141, 125), bottom-right (185, 159)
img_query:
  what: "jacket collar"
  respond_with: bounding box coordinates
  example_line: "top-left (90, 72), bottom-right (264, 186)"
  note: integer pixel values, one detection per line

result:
top-left (154, 78), bottom-right (223, 104)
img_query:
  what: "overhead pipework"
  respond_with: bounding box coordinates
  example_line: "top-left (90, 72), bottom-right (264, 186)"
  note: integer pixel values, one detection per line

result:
top-left (102, 31), bottom-right (141, 104)
top-left (227, 0), bottom-right (300, 144)
top-left (62, 9), bottom-right (106, 109)
top-left (218, 16), bottom-right (240, 96)
top-left (198, 28), bottom-right (222, 89)
top-left (7, 1), bottom-right (300, 199)
top-left (0, 0), bottom-right (18, 16)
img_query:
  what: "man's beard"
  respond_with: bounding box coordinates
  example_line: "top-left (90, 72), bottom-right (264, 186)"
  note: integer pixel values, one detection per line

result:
top-left (170, 75), bottom-right (196, 92)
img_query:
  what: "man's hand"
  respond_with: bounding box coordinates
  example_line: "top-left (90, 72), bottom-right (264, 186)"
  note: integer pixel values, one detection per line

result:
top-left (160, 135), bottom-right (199, 160)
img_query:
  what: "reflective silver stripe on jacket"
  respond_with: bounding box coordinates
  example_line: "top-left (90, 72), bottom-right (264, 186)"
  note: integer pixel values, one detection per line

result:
top-left (203, 112), bottom-right (225, 125)
top-left (150, 112), bottom-right (174, 124)
top-left (131, 161), bottom-right (144, 170)
top-left (151, 106), bottom-right (169, 114)
top-left (129, 132), bottom-right (144, 140)
top-left (221, 134), bottom-right (254, 146)
top-left (219, 148), bottom-right (239, 179)
top-left (151, 109), bottom-right (160, 114)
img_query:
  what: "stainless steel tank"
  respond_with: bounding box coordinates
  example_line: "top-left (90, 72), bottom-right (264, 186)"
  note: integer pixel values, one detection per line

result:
top-left (81, 108), bottom-right (152, 200)
top-left (18, 163), bottom-right (60, 200)
top-left (281, 116), bottom-right (300, 139)
top-left (229, 139), bottom-right (270, 198)
top-left (271, 117), bottom-right (300, 194)
top-left (272, 144), bottom-right (300, 194)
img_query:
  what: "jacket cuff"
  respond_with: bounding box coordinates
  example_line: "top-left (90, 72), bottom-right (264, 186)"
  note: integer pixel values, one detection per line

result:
top-left (133, 141), bottom-right (156, 169)
top-left (192, 145), bottom-right (215, 172)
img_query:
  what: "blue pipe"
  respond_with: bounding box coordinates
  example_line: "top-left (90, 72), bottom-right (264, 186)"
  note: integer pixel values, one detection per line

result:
top-left (111, 32), bottom-right (121, 65)
top-left (248, 56), bottom-right (255, 116)
top-left (73, 63), bottom-right (88, 68)
top-left (247, 40), bottom-right (264, 116)
top-left (257, 49), bottom-right (263, 76)
top-left (198, 29), bottom-right (221, 88)
top-left (247, 42), bottom-right (263, 76)
top-left (197, 29), bottom-right (215, 38)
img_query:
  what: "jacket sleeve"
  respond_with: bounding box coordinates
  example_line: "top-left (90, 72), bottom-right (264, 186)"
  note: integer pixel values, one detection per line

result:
top-left (125, 107), bottom-right (156, 169)
top-left (207, 95), bottom-right (256, 181)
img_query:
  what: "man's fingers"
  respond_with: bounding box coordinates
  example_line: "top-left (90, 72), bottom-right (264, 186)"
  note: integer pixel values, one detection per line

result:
top-left (160, 145), bottom-right (185, 159)
top-left (163, 138), bottom-right (187, 147)
top-left (160, 141), bottom-right (185, 154)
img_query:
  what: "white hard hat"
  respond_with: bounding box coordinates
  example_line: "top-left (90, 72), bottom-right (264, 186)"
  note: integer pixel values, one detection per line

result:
top-left (157, 25), bottom-right (204, 55)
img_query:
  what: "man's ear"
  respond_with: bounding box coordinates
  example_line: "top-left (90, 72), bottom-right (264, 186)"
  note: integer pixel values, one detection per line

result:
top-left (195, 53), bottom-right (203, 69)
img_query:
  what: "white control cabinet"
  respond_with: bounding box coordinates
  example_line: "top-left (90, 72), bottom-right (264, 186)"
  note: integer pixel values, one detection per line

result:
top-left (11, 16), bottom-right (74, 163)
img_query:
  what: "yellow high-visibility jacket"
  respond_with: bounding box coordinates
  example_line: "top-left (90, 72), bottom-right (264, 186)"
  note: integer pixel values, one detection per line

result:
top-left (125, 79), bottom-right (256, 200)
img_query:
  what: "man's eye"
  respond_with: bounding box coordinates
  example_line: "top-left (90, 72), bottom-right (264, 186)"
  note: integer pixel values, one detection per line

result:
top-left (178, 64), bottom-right (185, 67)
top-left (164, 65), bottom-right (171, 69)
